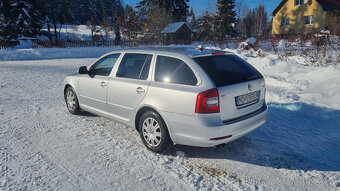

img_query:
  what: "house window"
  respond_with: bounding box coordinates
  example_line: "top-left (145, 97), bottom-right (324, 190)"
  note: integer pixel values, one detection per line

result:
top-left (304, 15), bottom-right (313, 25)
top-left (281, 18), bottom-right (290, 27)
top-left (295, 0), bottom-right (302, 6)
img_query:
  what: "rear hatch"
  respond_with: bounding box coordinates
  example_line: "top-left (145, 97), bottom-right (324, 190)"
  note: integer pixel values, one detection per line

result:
top-left (193, 54), bottom-right (265, 121)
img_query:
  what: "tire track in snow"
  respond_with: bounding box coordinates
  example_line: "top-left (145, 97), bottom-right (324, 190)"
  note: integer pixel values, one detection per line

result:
top-left (32, 102), bottom-right (193, 190)
top-left (90, 115), bottom-right (256, 190)
top-left (0, 101), bottom-right (102, 190)
top-left (27, 104), bottom-right (105, 190)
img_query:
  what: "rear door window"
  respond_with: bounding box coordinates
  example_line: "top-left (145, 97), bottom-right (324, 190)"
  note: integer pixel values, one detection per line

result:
top-left (116, 53), bottom-right (152, 80)
top-left (155, 56), bottom-right (197, 86)
top-left (193, 55), bottom-right (262, 87)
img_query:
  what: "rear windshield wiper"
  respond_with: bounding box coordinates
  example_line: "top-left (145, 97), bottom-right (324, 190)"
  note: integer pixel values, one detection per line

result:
top-left (245, 75), bottom-right (260, 81)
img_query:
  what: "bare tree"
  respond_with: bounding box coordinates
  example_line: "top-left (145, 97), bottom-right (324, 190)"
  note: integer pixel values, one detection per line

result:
top-left (252, 4), bottom-right (268, 37)
top-left (239, 5), bottom-right (252, 37)
top-left (143, 5), bottom-right (173, 43)
top-left (235, 0), bottom-right (243, 35)
top-left (86, 20), bottom-right (101, 42)
top-left (100, 20), bottom-right (113, 41)
top-left (329, 15), bottom-right (340, 36)
top-left (118, 5), bottom-right (141, 46)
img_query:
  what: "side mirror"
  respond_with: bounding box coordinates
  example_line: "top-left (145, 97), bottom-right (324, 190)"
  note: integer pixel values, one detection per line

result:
top-left (78, 66), bottom-right (88, 74)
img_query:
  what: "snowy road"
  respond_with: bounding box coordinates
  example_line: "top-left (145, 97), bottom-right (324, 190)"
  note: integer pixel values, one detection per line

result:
top-left (1, 58), bottom-right (339, 190)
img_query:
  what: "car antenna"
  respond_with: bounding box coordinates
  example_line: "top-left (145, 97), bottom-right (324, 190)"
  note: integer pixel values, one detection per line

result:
top-left (196, 36), bottom-right (209, 52)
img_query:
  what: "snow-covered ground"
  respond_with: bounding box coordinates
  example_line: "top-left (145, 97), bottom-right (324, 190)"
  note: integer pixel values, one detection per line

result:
top-left (0, 48), bottom-right (339, 190)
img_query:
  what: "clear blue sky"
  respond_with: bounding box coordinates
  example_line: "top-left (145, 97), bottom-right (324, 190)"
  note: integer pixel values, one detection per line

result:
top-left (124, 0), bottom-right (282, 17)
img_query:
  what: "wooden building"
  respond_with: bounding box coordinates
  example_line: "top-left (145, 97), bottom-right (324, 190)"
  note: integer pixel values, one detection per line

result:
top-left (161, 22), bottom-right (193, 45)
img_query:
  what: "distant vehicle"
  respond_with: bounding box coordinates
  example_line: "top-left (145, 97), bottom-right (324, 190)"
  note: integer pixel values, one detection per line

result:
top-left (64, 47), bottom-right (268, 152)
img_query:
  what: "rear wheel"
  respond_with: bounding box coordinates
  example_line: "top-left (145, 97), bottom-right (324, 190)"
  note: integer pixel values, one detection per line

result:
top-left (65, 86), bottom-right (81, 115)
top-left (139, 111), bottom-right (171, 152)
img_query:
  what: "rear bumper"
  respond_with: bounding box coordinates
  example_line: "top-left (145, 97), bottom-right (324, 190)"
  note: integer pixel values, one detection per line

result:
top-left (161, 104), bottom-right (268, 147)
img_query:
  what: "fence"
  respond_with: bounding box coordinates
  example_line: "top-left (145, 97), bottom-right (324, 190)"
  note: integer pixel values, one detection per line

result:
top-left (0, 41), bottom-right (14, 49)
top-left (33, 40), bottom-right (117, 48)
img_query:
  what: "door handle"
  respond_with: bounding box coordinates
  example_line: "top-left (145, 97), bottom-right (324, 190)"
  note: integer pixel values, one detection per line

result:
top-left (100, 81), bottom-right (107, 87)
top-left (136, 87), bottom-right (145, 94)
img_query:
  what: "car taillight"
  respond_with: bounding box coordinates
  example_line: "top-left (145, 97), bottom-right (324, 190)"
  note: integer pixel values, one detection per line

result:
top-left (195, 88), bottom-right (220, 113)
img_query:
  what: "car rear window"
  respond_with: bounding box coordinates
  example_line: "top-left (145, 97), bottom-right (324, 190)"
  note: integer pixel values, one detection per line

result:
top-left (193, 55), bottom-right (262, 87)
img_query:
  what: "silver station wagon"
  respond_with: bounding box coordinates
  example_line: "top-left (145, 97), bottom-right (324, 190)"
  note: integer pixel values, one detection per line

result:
top-left (64, 47), bottom-right (268, 152)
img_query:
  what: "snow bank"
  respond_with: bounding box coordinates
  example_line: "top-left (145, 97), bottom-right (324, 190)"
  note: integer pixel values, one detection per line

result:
top-left (277, 39), bottom-right (287, 52)
top-left (222, 44), bottom-right (340, 108)
top-left (238, 37), bottom-right (258, 51)
top-left (206, 46), bottom-right (340, 110)
top-left (0, 45), bottom-right (198, 61)
top-left (0, 47), bottom-right (119, 61)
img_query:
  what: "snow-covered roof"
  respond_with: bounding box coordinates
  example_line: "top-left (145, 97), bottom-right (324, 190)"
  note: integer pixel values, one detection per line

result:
top-left (161, 22), bottom-right (192, 34)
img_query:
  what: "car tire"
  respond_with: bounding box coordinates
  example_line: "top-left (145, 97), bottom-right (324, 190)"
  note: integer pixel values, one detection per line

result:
top-left (64, 86), bottom-right (81, 115)
top-left (139, 111), bottom-right (171, 152)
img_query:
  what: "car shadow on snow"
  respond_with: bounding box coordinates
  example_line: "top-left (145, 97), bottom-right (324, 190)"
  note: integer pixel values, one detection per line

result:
top-left (168, 103), bottom-right (340, 172)
top-left (81, 111), bottom-right (99, 117)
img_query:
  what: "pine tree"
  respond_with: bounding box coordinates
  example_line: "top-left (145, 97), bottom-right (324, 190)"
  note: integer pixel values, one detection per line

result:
top-left (215, 0), bottom-right (236, 41)
top-left (7, 0), bottom-right (44, 38)
top-left (0, 0), bottom-right (19, 46)
top-left (138, 0), bottom-right (189, 21)
top-left (73, 0), bottom-right (91, 24)
top-left (0, 0), bottom-right (45, 46)
top-left (197, 11), bottom-right (214, 41)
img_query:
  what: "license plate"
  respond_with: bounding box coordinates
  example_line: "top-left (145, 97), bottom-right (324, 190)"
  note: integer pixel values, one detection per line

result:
top-left (235, 91), bottom-right (259, 106)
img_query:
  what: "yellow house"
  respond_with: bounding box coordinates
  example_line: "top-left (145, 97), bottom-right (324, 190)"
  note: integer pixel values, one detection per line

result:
top-left (271, 0), bottom-right (340, 36)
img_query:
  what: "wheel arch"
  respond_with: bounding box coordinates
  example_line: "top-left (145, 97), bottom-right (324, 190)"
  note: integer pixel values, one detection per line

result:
top-left (134, 106), bottom-right (172, 137)
top-left (64, 79), bottom-right (79, 96)
top-left (64, 83), bottom-right (79, 102)
top-left (64, 84), bottom-right (72, 94)
top-left (135, 105), bottom-right (174, 145)
top-left (135, 106), bottom-right (158, 131)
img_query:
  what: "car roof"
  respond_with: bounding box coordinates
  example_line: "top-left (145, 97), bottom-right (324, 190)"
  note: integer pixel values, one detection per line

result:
top-left (108, 47), bottom-right (233, 58)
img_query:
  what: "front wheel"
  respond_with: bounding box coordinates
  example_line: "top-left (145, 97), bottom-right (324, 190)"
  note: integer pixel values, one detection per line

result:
top-left (139, 111), bottom-right (171, 152)
top-left (64, 86), bottom-right (81, 115)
